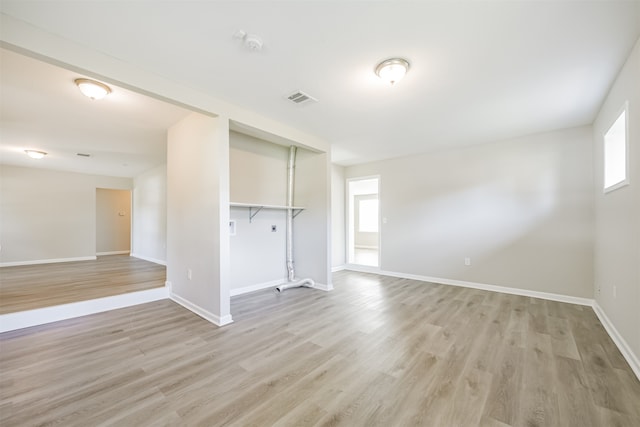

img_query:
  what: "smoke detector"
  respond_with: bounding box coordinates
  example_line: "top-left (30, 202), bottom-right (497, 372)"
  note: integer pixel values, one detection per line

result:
top-left (286, 90), bottom-right (318, 106)
top-left (233, 30), bottom-right (263, 52)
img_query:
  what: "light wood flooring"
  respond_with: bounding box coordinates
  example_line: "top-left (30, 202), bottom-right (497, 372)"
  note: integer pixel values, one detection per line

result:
top-left (0, 255), bottom-right (166, 314)
top-left (1, 270), bottom-right (639, 426)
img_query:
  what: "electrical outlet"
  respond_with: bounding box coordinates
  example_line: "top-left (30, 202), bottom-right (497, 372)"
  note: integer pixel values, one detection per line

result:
top-left (271, 225), bottom-right (277, 232)
top-left (187, 269), bottom-right (192, 280)
top-left (464, 257), bottom-right (471, 266)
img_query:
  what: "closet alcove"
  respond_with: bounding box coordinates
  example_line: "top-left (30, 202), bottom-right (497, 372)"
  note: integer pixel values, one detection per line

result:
top-left (229, 128), bottom-right (331, 297)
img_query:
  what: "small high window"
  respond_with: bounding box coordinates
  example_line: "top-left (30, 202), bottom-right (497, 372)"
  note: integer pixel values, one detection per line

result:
top-left (604, 104), bottom-right (629, 192)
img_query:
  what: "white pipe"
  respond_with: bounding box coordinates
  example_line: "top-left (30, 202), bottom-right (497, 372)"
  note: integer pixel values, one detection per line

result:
top-left (276, 145), bottom-right (314, 292)
top-left (286, 146), bottom-right (296, 282)
top-left (275, 277), bottom-right (315, 292)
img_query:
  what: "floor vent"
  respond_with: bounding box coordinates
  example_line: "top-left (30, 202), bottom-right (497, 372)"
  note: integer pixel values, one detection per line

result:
top-left (286, 90), bottom-right (317, 106)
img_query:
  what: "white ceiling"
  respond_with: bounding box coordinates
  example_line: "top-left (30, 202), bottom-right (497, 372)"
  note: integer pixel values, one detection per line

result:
top-left (1, 1), bottom-right (639, 172)
top-left (0, 48), bottom-right (191, 178)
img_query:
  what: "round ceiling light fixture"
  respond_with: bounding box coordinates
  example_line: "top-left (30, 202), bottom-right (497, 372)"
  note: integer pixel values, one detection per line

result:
top-left (74, 78), bottom-right (112, 100)
top-left (25, 150), bottom-right (47, 159)
top-left (375, 58), bottom-right (410, 85)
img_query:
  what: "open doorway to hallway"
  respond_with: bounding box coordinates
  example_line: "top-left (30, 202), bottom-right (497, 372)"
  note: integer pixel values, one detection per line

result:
top-left (96, 188), bottom-right (132, 256)
top-left (347, 177), bottom-right (379, 267)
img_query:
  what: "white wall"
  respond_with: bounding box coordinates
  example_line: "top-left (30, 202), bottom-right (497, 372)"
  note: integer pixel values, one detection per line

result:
top-left (96, 188), bottom-right (131, 254)
top-left (331, 164), bottom-right (346, 268)
top-left (131, 164), bottom-right (167, 264)
top-left (293, 149), bottom-right (332, 288)
top-left (229, 132), bottom-right (288, 291)
top-left (167, 112), bottom-right (231, 325)
top-left (593, 39), bottom-right (640, 363)
top-left (345, 126), bottom-right (595, 298)
top-left (0, 165), bottom-right (131, 265)
top-left (229, 131), bottom-right (287, 206)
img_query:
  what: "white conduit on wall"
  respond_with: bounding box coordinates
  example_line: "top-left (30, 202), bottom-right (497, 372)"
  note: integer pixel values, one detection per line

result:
top-left (275, 146), bottom-right (315, 292)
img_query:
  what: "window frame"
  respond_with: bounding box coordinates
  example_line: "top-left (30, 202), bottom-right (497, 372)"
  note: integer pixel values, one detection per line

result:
top-left (603, 101), bottom-right (630, 194)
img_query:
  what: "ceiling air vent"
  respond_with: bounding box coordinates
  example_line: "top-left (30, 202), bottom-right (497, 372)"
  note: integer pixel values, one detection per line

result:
top-left (286, 90), bottom-right (317, 106)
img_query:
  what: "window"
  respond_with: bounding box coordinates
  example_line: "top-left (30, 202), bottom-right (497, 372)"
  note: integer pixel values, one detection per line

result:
top-left (358, 199), bottom-right (379, 232)
top-left (604, 105), bottom-right (628, 192)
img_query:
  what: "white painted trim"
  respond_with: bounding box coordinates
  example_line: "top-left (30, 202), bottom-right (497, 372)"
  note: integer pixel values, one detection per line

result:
top-left (345, 264), bottom-right (382, 274)
top-left (592, 301), bottom-right (640, 381)
top-left (345, 267), bottom-right (594, 306)
top-left (169, 292), bottom-right (233, 327)
top-left (130, 253), bottom-right (167, 266)
top-left (97, 251), bottom-right (130, 256)
top-left (354, 245), bottom-right (379, 250)
top-left (0, 287), bottom-right (168, 333)
top-left (230, 279), bottom-right (285, 296)
top-left (0, 256), bottom-right (96, 268)
top-left (313, 282), bottom-right (334, 292)
top-left (331, 265), bottom-right (346, 273)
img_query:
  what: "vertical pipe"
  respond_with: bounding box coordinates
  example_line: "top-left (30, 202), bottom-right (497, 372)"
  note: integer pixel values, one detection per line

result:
top-left (276, 145), bottom-right (315, 292)
top-left (286, 146), bottom-right (296, 282)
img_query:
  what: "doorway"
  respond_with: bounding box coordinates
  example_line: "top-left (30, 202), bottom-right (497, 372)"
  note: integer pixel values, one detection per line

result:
top-left (96, 188), bottom-right (132, 255)
top-left (347, 177), bottom-right (380, 267)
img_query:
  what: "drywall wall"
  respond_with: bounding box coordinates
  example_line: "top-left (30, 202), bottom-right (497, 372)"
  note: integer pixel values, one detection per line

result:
top-left (131, 164), bottom-right (167, 265)
top-left (230, 207), bottom-right (287, 291)
top-left (0, 165), bottom-right (131, 265)
top-left (229, 132), bottom-right (288, 291)
top-left (593, 38), bottom-right (639, 363)
top-left (331, 164), bottom-right (346, 268)
top-left (96, 188), bottom-right (131, 254)
top-left (229, 131), bottom-right (287, 206)
top-left (167, 112), bottom-right (231, 325)
top-left (293, 148), bottom-right (332, 288)
top-left (345, 125), bottom-right (594, 298)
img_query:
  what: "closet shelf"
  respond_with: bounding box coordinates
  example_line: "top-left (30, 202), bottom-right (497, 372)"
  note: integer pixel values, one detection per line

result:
top-left (230, 202), bottom-right (305, 223)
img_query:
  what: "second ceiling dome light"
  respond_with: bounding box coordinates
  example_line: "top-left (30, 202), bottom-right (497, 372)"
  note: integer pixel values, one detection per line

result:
top-left (375, 58), bottom-right (410, 85)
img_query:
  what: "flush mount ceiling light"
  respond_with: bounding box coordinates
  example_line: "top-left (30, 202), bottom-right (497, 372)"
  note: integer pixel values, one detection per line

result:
top-left (25, 150), bottom-right (47, 159)
top-left (375, 58), bottom-right (410, 85)
top-left (74, 78), bottom-right (112, 100)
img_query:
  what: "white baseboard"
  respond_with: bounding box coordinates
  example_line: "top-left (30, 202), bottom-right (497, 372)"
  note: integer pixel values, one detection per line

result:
top-left (169, 292), bottom-right (233, 327)
top-left (344, 266), bottom-right (594, 306)
top-left (0, 256), bottom-right (96, 268)
top-left (130, 253), bottom-right (167, 266)
top-left (0, 287), bottom-right (168, 333)
top-left (344, 264), bottom-right (381, 274)
top-left (331, 265), bottom-right (346, 273)
top-left (230, 279), bottom-right (285, 296)
top-left (96, 251), bottom-right (130, 256)
top-left (313, 282), bottom-right (334, 291)
top-left (592, 302), bottom-right (640, 381)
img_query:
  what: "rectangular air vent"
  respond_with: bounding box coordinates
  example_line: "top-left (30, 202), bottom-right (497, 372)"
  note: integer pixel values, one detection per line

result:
top-left (286, 90), bottom-right (317, 106)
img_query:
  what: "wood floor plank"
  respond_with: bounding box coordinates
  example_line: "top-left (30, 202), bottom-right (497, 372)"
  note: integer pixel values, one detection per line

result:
top-left (517, 331), bottom-right (560, 427)
top-left (1, 270), bottom-right (639, 426)
top-left (0, 255), bottom-right (165, 313)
